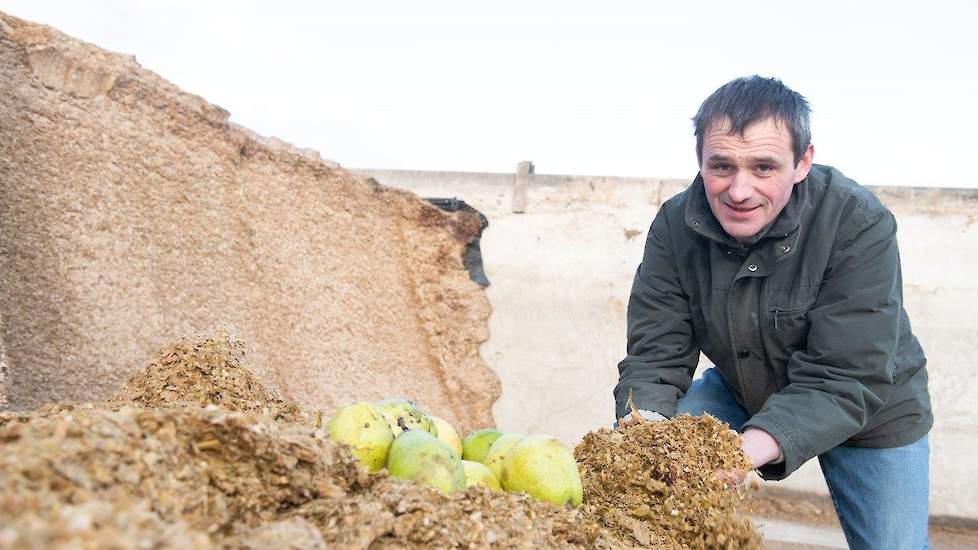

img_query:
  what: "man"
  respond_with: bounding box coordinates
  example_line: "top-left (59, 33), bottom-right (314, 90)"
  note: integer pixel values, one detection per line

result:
top-left (615, 76), bottom-right (932, 549)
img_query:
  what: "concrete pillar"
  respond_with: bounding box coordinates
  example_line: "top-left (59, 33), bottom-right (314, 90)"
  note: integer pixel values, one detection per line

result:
top-left (512, 161), bottom-right (534, 213)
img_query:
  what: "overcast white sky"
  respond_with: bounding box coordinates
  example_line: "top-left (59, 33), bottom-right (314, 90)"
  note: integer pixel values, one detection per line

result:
top-left (4, 1), bottom-right (977, 187)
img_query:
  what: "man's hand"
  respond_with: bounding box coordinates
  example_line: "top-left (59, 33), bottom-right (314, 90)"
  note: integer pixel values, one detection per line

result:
top-left (711, 468), bottom-right (748, 488)
top-left (712, 428), bottom-right (782, 489)
top-left (614, 409), bottom-right (666, 428)
top-left (740, 428), bottom-right (783, 467)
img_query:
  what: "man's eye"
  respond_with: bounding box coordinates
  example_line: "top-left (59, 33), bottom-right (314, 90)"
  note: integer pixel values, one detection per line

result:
top-left (713, 164), bottom-right (732, 171)
top-left (756, 164), bottom-right (773, 173)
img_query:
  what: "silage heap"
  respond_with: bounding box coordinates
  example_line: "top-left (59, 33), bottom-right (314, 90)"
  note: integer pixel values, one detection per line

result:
top-left (0, 326), bottom-right (760, 549)
top-left (111, 325), bottom-right (305, 424)
top-left (576, 416), bottom-right (762, 549)
top-left (0, 327), bottom-right (606, 549)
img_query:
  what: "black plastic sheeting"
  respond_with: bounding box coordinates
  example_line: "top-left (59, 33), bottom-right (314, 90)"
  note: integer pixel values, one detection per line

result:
top-left (425, 197), bottom-right (490, 287)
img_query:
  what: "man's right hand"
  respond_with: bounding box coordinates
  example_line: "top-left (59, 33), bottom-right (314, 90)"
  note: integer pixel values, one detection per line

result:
top-left (615, 409), bottom-right (667, 428)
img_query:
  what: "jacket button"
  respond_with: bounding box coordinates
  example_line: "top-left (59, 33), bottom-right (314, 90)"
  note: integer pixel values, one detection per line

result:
top-left (737, 349), bottom-right (750, 359)
top-left (747, 264), bottom-right (758, 272)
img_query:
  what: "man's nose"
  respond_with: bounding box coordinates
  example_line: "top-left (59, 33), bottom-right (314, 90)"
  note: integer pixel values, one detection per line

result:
top-left (727, 172), bottom-right (754, 203)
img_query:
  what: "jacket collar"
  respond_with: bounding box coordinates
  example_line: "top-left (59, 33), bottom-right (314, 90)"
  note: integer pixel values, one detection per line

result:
top-left (684, 172), bottom-right (809, 249)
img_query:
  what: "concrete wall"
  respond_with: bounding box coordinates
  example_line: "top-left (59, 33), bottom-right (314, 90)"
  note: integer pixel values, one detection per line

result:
top-left (358, 167), bottom-right (978, 520)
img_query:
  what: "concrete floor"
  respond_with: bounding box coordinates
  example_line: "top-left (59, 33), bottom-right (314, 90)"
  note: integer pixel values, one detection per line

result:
top-left (757, 516), bottom-right (978, 549)
top-left (754, 517), bottom-right (847, 549)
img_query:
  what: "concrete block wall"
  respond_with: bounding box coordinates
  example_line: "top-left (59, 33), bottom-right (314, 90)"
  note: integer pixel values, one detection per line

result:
top-left (358, 166), bottom-right (978, 521)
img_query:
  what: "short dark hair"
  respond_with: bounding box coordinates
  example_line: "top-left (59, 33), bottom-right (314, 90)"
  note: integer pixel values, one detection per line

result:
top-left (693, 75), bottom-right (811, 165)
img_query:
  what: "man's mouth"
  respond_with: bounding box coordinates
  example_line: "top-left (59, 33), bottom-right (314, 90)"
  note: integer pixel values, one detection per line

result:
top-left (725, 203), bottom-right (759, 213)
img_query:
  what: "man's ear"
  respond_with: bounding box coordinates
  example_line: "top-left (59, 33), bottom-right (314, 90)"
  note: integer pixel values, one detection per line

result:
top-left (794, 143), bottom-right (815, 184)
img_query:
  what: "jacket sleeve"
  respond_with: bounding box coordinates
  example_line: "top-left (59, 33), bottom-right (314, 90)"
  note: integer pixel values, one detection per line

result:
top-left (614, 207), bottom-right (700, 420)
top-left (743, 210), bottom-right (903, 480)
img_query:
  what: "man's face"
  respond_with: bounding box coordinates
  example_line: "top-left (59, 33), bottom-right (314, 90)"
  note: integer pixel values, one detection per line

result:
top-left (699, 117), bottom-right (814, 241)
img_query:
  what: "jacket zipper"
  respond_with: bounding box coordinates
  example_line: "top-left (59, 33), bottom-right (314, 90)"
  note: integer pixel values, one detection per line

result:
top-left (727, 280), bottom-right (752, 412)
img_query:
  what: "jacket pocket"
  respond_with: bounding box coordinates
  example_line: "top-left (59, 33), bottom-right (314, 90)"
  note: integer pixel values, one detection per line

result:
top-left (767, 297), bottom-right (816, 359)
top-left (770, 301), bottom-right (813, 332)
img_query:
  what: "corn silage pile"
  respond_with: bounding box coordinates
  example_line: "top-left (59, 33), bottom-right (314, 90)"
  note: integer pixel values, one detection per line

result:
top-left (0, 326), bottom-right (760, 549)
top-left (576, 417), bottom-right (761, 549)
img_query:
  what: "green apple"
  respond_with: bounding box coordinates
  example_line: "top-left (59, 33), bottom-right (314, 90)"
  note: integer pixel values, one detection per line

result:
top-left (386, 429), bottom-right (466, 494)
top-left (482, 433), bottom-right (523, 481)
top-left (375, 399), bottom-right (437, 436)
top-left (500, 435), bottom-right (583, 507)
top-left (462, 459), bottom-right (501, 491)
top-left (461, 428), bottom-right (503, 463)
top-left (326, 401), bottom-right (395, 472)
top-left (431, 415), bottom-right (463, 458)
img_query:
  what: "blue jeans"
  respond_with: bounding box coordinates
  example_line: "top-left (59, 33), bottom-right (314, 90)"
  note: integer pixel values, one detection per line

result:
top-left (677, 368), bottom-right (930, 550)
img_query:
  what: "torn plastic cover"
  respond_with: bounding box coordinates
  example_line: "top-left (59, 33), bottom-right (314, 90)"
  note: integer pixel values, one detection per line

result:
top-left (425, 198), bottom-right (490, 287)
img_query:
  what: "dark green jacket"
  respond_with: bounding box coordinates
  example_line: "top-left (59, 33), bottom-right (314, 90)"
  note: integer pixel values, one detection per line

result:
top-left (615, 164), bottom-right (932, 480)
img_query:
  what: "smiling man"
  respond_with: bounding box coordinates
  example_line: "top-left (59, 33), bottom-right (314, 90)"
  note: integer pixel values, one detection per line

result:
top-left (615, 76), bottom-right (932, 549)
top-left (701, 116), bottom-right (810, 241)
